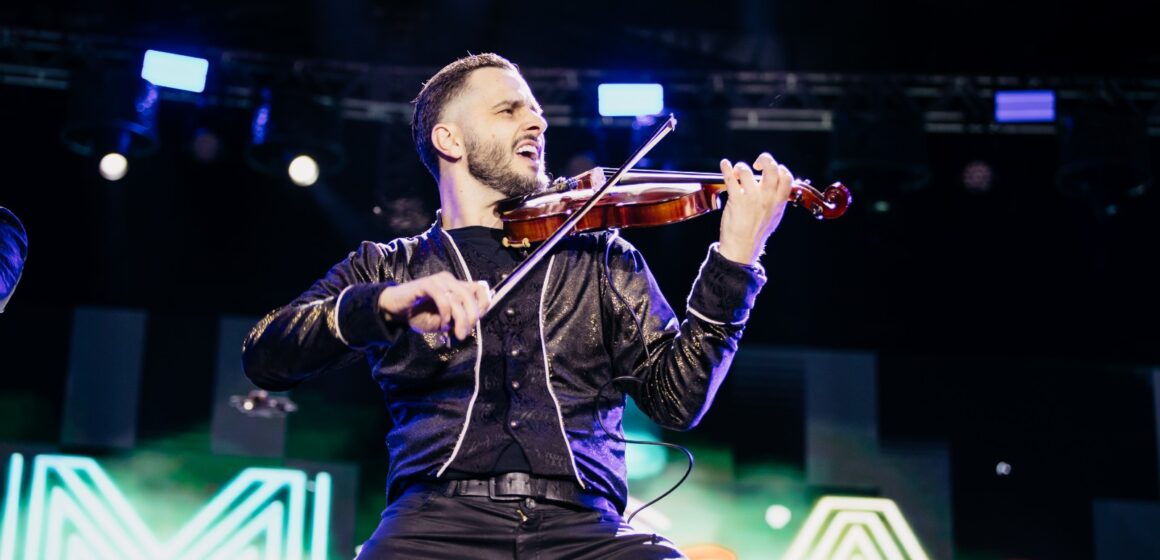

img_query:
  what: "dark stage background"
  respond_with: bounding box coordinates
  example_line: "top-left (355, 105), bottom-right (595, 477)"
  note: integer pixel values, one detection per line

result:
top-left (1, 1), bottom-right (1158, 558)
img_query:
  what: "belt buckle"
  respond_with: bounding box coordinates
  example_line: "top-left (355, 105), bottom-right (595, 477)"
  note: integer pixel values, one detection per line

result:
top-left (487, 476), bottom-right (524, 502)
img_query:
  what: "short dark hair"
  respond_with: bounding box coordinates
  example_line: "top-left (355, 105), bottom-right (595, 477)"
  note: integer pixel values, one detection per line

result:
top-left (412, 53), bottom-right (519, 180)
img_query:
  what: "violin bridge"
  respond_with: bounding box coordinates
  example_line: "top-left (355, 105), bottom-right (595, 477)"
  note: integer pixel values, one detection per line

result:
top-left (502, 236), bottom-right (531, 249)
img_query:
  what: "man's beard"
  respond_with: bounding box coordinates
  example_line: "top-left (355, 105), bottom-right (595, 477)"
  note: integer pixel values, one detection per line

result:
top-left (465, 130), bottom-right (547, 199)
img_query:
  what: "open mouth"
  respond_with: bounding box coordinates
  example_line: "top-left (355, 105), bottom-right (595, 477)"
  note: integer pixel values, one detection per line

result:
top-left (514, 143), bottom-right (539, 163)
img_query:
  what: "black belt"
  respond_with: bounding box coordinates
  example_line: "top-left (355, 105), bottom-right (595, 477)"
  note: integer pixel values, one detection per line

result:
top-left (409, 472), bottom-right (610, 511)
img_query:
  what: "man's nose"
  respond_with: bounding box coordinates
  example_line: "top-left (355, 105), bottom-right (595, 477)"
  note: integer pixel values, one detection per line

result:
top-left (524, 110), bottom-right (547, 133)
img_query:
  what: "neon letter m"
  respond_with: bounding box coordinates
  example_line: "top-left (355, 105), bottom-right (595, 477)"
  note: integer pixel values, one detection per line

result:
top-left (1, 454), bottom-right (331, 560)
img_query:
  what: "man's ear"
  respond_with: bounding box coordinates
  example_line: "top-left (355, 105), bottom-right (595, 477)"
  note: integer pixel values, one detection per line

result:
top-left (432, 123), bottom-right (464, 160)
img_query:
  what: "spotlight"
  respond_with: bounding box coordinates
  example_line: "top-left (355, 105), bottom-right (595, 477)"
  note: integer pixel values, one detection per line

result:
top-left (962, 160), bottom-right (994, 193)
top-left (229, 389), bottom-right (298, 418)
top-left (245, 88), bottom-right (347, 186)
top-left (98, 152), bottom-right (129, 181)
top-left (288, 154), bottom-right (320, 187)
top-left (190, 127), bottom-right (221, 163)
top-left (61, 62), bottom-right (159, 178)
top-left (765, 504), bottom-right (793, 530)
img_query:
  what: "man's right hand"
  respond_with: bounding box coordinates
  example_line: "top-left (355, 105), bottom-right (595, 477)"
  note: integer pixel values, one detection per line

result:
top-left (376, 272), bottom-right (491, 341)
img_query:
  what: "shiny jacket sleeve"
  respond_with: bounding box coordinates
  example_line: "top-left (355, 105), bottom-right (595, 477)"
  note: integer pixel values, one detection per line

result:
top-left (241, 240), bottom-right (404, 391)
top-left (601, 235), bottom-right (766, 430)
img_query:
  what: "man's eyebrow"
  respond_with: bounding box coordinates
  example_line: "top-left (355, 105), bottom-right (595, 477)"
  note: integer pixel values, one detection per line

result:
top-left (491, 99), bottom-right (544, 114)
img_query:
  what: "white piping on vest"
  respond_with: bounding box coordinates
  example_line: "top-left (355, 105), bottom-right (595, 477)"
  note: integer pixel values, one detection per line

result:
top-left (539, 254), bottom-right (586, 488)
top-left (435, 230), bottom-right (485, 478)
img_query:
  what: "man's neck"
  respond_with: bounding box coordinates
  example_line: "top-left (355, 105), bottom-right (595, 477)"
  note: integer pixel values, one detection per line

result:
top-left (437, 173), bottom-right (506, 230)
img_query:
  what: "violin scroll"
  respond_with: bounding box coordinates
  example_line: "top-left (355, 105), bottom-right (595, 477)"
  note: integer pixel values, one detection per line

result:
top-left (789, 179), bottom-right (852, 220)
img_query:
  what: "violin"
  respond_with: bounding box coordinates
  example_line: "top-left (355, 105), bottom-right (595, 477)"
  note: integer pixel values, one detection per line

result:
top-left (497, 167), bottom-right (852, 247)
top-left (485, 114), bottom-right (849, 310)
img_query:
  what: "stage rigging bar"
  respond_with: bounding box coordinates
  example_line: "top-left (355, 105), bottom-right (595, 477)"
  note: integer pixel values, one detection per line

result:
top-left (2, 26), bottom-right (1158, 136)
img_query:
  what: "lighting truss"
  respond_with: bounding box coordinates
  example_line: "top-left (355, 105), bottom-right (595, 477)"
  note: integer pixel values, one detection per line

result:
top-left (2, 26), bottom-right (1159, 135)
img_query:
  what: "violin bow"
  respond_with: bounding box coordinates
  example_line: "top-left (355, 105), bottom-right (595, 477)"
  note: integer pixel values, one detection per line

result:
top-left (486, 114), bottom-right (678, 313)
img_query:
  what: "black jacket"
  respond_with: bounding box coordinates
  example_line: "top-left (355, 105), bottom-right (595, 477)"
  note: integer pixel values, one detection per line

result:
top-left (242, 218), bottom-right (766, 513)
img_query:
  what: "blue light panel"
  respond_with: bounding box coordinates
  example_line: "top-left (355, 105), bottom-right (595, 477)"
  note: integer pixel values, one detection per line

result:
top-left (994, 90), bottom-right (1055, 123)
top-left (598, 83), bottom-right (664, 117)
top-left (141, 50), bottom-right (209, 93)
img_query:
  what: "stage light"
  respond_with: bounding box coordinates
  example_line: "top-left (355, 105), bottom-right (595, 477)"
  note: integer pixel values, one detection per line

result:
top-left (98, 153), bottom-right (129, 181)
top-left (598, 84), bottom-right (664, 117)
top-left (765, 504), bottom-right (792, 530)
top-left (962, 160), bottom-right (994, 193)
top-left (288, 155), bottom-right (320, 187)
top-left (680, 544), bottom-right (738, 559)
top-left (245, 89), bottom-right (347, 186)
top-left (61, 64), bottom-right (159, 178)
top-left (190, 127), bottom-right (221, 163)
top-left (141, 50), bottom-right (209, 93)
top-left (230, 389), bottom-right (299, 417)
top-left (995, 90), bottom-right (1055, 123)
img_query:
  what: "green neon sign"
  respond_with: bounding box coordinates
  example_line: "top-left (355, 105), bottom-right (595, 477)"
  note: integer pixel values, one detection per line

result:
top-left (783, 496), bottom-right (929, 560)
top-left (0, 454), bottom-right (331, 560)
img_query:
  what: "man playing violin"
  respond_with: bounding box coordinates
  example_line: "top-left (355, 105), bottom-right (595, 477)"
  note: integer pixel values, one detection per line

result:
top-left (242, 53), bottom-right (795, 559)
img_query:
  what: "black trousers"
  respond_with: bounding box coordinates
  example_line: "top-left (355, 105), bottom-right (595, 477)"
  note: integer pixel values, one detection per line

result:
top-left (356, 485), bottom-right (687, 559)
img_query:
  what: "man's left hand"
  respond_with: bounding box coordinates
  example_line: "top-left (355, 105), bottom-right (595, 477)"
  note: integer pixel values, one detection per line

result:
top-left (716, 153), bottom-right (793, 266)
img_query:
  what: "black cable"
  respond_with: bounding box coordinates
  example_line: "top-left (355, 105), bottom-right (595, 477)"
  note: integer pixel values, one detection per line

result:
top-left (596, 229), bottom-right (695, 526)
top-left (593, 376), bottom-right (694, 526)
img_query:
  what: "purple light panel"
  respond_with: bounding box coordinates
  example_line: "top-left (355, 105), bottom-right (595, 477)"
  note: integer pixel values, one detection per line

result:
top-left (994, 90), bottom-right (1055, 123)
